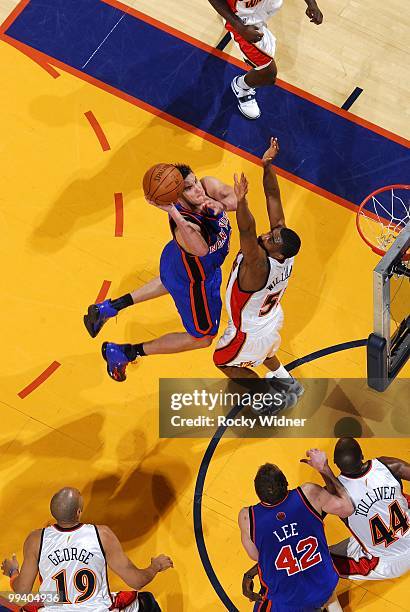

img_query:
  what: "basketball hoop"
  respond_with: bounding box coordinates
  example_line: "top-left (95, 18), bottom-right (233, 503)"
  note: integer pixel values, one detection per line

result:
top-left (356, 184), bottom-right (410, 261)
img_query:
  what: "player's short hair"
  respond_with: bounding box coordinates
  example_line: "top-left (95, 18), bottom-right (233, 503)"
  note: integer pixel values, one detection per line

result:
top-left (174, 164), bottom-right (193, 180)
top-left (334, 437), bottom-right (363, 474)
top-left (50, 488), bottom-right (82, 523)
top-left (254, 463), bottom-right (288, 505)
top-left (279, 227), bottom-right (301, 259)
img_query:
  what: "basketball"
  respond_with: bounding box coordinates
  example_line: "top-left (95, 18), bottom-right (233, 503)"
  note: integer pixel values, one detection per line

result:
top-left (143, 163), bottom-right (184, 205)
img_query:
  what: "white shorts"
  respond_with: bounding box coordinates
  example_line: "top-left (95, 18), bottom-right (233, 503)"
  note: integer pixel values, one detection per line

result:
top-left (330, 537), bottom-right (410, 580)
top-left (227, 20), bottom-right (276, 69)
top-left (214, 305), bottom-right (284, 368)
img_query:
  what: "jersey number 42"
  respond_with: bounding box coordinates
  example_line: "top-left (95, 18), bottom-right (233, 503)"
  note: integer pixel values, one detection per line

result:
top-left (275, 536), bottom-right (322, 576)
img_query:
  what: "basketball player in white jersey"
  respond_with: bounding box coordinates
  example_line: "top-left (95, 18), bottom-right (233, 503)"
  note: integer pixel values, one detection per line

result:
top-left (213, 137), bottom-right (303, 403)
top-left (317, 438), bottom-right (410, 581)
top-left (1, 488), bottom-right (173, 611)
top-left (207, 0), bottom-right (323, 119)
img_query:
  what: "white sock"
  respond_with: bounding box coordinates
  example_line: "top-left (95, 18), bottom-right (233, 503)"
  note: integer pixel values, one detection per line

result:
top-left (237, 74), bottom-right (250, 90)
top-left (326, 599), bottom-right (343, 612)
top-left (266, 365), bottom-right (292, 379)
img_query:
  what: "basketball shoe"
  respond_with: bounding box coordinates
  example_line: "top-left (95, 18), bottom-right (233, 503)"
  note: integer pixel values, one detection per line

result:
top-left (84, 300), bottom-right (118, 338)
top-left (265, 371), bottom-right (305, 397)
top-left (231, 76), bottom-right (261, 119)
top-left (102, 342), bottom-right (134, 382)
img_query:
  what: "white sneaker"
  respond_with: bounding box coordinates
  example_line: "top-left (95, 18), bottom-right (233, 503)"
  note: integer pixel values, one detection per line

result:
top-left (265, 371), bottom-right (305, 397)
top-left (231, 76), bottom-right (261, 120)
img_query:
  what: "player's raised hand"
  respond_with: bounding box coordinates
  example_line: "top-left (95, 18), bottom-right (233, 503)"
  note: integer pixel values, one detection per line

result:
top-left (301, 449), bottom-right (328, 472)
top-left (201, 197), bottom-right (225, 215)
top-left (233, 172), bottom-right (249, 201)
top-left (145, 197), bottom-right (175, 213)
top-left (262, 137), bottom-right (279, 165)
top-left (1, 554), bottom-right (19, 576)
top-left (305, 1), bottom-right (323, 24)
top-left (150, 554), bottom-right (173, 572)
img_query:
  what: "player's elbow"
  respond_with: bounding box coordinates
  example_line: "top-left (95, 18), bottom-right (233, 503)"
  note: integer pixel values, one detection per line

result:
top-left (194, 244), bottom-right (209, 257)
top-left (338, 500), bottom-right (354, 518)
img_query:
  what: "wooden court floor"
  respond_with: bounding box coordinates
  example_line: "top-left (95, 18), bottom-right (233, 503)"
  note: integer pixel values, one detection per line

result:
top-left (1, 1), bottom-right (409, 610)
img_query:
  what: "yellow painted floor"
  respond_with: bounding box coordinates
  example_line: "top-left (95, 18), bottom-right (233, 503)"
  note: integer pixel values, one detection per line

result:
top-left (0, 28), bottom-right (409, 612)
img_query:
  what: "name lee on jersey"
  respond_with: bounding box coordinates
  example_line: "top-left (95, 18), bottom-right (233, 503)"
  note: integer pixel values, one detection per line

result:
top-left (47, 548), bottom-right (94, 567)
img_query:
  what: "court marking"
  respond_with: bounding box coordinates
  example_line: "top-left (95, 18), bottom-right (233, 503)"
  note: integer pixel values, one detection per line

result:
top-left (193, 338), bottom-right (367, 611)
top-left (95, 280), bottom-right (112, 304)
top-left (84, 110), bottom-right (111, 152)
top-left (17, 361), bottom-right (61, 399)
top-left (2, 34), bottom-right (60, 77)
top-left (114, 192), bottom-right (124, 237)
top-left (216, 32), bottom-right (231, 52)
top-left (81, 13), bottom-right (125, 69)
top-left (342, 87), bottom-right (364, 111)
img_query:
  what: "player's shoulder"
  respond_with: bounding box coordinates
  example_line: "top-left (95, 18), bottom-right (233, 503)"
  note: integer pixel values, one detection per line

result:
top-left (299, 482), bottom-right (323, 499)
top-left (238, 506), bottom-right (250, 522)
top-left (26, 528), bottom-right (44, 541)
top-left (24, 529), bottom-right (44, 553)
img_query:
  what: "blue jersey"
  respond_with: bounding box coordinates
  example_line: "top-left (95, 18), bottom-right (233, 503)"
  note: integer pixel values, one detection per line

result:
top-left (160, 204), bottom-right (231, 338)
top-left (251, 488), bottom-right (339, 611)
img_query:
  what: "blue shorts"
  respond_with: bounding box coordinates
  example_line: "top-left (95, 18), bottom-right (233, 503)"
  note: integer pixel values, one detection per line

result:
top-left (160, 243), bottom-right (222, 339)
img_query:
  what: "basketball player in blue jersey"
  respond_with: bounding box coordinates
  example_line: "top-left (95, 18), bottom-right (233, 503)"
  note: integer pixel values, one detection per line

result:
top-left (82, 166), bottom-right (236, 381)
top-left (239, 450), bottom-right (353, 611)
top-left (1, 487), bottom-right (172, 611)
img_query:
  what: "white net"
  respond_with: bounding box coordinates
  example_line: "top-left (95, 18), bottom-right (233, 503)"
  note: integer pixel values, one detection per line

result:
top-left (358, 186), bottom-right (410, 256)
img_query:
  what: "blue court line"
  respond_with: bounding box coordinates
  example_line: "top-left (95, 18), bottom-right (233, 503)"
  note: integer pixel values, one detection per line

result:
top-left (341, 87), bottom-right (364, 111)
top-left (5, 0), bottom-right (410, 211)
top-left (193, 338), bottom-right (367, 611)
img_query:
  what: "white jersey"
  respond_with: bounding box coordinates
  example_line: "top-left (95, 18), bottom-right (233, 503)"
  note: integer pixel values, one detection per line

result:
top-left (39, 523), bottom-right (112, 611)
top-left (226, 251), bottom-right (293, 334)
top-left (228, 0), bottom-right (283, 25)
top-left (339, 460), bottom-right (410, 559)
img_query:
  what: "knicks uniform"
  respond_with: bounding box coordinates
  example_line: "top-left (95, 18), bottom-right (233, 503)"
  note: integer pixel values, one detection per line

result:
top-left (250, 488), bottom-right (338, 611)
top-left (225, 0), bottom-right (284, 68)
top-left (160, 204), bottom-right (231, 338)
top-left (331, 460), bottom-right (410, 580)
top-left (214, 251), bottom-right (293, 367)
top-left (38, 523), bottom-right (139, 611)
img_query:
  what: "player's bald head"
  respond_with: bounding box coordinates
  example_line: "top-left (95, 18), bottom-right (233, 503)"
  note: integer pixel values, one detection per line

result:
top-left (334, 438), bottom-right (364, 474)
top-left (50, 488), bottom-right (83, 523)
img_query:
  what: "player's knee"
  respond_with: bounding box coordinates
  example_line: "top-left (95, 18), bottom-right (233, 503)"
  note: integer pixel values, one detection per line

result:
top-left (193, 335), bottom-right (213, 349)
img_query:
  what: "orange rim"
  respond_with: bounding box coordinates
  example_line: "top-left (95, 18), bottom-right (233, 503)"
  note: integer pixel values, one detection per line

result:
top-left (356, 184), bottom-right (410, 261)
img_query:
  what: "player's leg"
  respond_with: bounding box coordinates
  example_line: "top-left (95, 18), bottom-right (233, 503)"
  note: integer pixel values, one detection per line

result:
top-left (102, 333), bottom-right (213, 382)
top-left (322, 592), bottom-right (343, 612)
top-left (83, 276), bottom-right (168, 338)
top-left (262, 308), bottom-right (304, 397)
top-left (330, 537), bottom-right (380, 580)
top-left (230, 25), bottom-right (277, 119)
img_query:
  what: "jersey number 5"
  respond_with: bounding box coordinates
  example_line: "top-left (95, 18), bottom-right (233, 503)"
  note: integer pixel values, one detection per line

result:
top-left (52, 568), bottom-right (96, 603)
top-left (259, 291), bottom-right (282, 317)
top-left (275, 536), bottom-right (322, 576)
top-left (370, 500), bottom-right (410, 547)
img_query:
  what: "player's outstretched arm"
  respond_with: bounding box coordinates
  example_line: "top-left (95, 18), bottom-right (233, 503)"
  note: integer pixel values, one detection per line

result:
top-left (238, 508), bottom-right (259, 561)
top-left (234, 173), bottom-right (268, 274)
top-left (262, 138), bottom-right (286, 229)
top-left (379, 456), bottom-right (410, 481)
top-left (1, 530), bottom-right (41, 593)
top-left (99, 526), bottom-right (173, 590)
top-left (201, 176), bottom-right (237, 211)
top-left (301, 449), bottom-right (354, 518)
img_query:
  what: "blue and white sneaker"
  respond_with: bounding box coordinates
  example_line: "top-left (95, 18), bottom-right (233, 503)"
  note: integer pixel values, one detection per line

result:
top-left (101, 342), bottom-right (133, 382)
top-left (265, 371), bottom-right (305, 397)
top-left (231, 75), bottom-right (261, 119)
top-left (84, 299), bottom-right (118, 338)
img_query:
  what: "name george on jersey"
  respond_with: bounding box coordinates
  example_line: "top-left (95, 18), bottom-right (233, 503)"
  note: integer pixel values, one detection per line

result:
top-left (354, 486), bottom-right (397, 518)
top-left (47, 547), bottom-right (95, 567)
